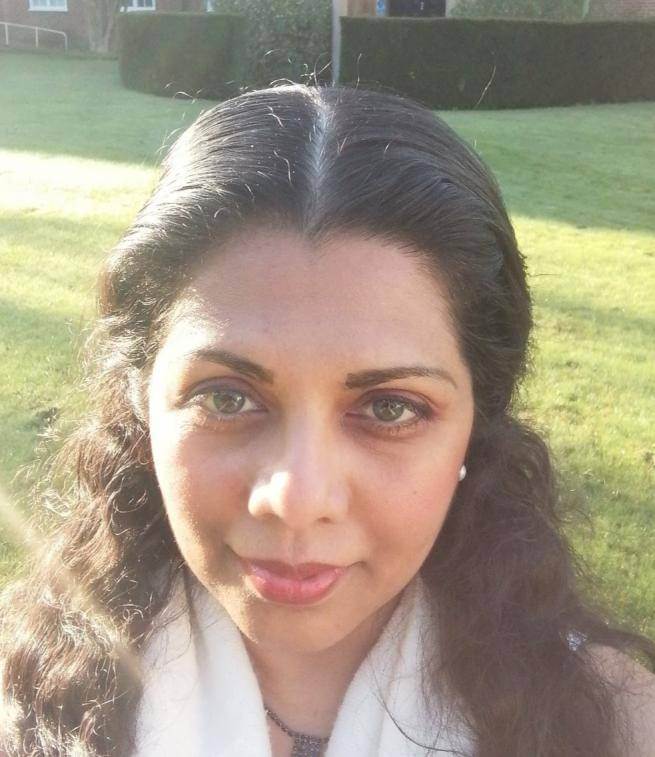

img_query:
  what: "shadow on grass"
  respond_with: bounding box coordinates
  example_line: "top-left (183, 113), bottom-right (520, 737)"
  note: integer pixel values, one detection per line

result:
top-left (0, 292), bottom-right (90, 583)
top-left (3, 52), bottom-right (655, 233)
top-left (0, 51), bottom-right (210, 167)
top-left (0, 294), bottom-right (89, 355)
top-left (0, 295), bottom-right (89, 502)
top-left (537, 291), bottom-right (655, 342)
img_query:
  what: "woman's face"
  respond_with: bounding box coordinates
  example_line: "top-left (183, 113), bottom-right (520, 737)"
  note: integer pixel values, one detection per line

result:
top-left (147, 227), bottom-right (474, 654)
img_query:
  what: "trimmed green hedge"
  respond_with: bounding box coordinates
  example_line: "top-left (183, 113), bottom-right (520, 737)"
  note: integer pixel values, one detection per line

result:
top-left (208, 0), bottom-right (332, 90)
top-left (118, 13), bottom-right (246, 100)
top-left (339, 17), bottom-right (655, 109)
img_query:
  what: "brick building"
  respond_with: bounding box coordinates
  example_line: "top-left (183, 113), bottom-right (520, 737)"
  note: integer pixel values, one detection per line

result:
top-left (0, 0), bottom-right (205, 51)
top-left (2, 0), bottom-right (654, 54)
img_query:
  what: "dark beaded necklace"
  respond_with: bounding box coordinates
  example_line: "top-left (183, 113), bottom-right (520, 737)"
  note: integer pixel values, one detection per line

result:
top-left (264, 704), bottom-right (330, 757)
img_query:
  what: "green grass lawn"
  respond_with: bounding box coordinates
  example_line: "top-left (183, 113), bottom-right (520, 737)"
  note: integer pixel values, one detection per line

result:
top-left (1, 51), bottom-right (653, 637)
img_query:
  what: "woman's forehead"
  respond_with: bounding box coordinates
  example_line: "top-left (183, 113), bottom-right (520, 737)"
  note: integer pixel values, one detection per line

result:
top-left (184, 227), bottom-right (448, 318)
top-left (157, 227), bottom-right (463, 372)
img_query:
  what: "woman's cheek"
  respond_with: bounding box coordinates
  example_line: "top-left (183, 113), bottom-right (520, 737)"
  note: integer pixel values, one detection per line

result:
top-left (366, 459), bottom-right (459, 557)
top-left (154, 427), bottom-right (242, 532)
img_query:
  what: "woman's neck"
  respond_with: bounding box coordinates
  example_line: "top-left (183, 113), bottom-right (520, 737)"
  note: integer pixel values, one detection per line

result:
top-left (242, 593), bottom-right (402, 737)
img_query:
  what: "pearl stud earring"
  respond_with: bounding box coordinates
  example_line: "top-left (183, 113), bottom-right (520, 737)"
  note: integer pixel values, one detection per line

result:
top-left (458, 465), bottom-right (467, 482)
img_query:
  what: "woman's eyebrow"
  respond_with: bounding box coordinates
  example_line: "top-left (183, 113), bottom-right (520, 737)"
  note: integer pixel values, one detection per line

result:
top-left (345, 366), bottom-right (458, 390)
top-left (188, 348), bottom-right (275, 384)
top-left (186, 348), bottom-right (458, 390)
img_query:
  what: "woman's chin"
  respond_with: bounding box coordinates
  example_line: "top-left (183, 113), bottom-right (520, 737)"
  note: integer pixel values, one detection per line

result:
top-left (243, 594), bottom-right (366, 655)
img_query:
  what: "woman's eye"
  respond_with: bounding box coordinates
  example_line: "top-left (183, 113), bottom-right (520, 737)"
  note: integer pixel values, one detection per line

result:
top-left (359, 395), bottom-right (432, 434)
top-left (194, 387), bottom-right (261, 420)
top-left (368, 397), bottom-right (414, 422)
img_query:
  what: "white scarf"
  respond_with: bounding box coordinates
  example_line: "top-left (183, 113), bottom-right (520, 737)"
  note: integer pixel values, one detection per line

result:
top-left (134, 572), bottom-right (473, 756)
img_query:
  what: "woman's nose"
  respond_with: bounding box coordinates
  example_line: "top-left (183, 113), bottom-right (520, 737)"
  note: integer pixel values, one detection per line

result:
top-left (247, 415), bottom-right (349, 529)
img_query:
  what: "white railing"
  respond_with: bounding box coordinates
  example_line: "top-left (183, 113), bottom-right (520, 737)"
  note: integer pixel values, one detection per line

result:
top-left (0, 21), bottom-right (68, 51)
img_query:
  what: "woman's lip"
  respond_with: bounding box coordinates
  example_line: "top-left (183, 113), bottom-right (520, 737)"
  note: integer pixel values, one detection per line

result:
top-left (241, 558), bottom-right (345, 579)
top-left (239, 558), bottom-right (348, 605)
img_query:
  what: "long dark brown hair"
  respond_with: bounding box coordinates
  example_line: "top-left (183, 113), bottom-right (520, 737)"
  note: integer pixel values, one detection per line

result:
top-left (1, 84), bottom-right (653, 757)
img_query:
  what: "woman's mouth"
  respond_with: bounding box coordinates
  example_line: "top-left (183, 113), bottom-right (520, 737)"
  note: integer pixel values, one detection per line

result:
top-left (238, 557), bottom-right (349, 605)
